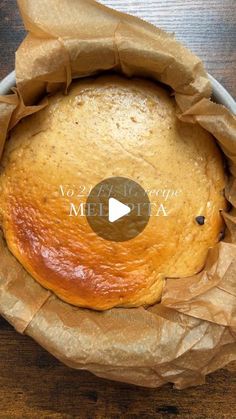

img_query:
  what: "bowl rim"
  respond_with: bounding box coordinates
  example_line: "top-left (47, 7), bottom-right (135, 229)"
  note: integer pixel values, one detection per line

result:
top-left (0, 70), bottom-right (235, 114)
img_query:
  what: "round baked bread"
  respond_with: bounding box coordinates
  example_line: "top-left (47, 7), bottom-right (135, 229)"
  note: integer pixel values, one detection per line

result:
top-left (0, 75), bottom-right (226, 310)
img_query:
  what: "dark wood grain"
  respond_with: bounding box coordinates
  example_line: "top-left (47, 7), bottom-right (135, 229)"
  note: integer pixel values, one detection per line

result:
top-left (0, 0), bottom-right (25, 79)
top-left (0, 1), bottom-right (236, 418)
top-left (0, 0), bottom-right (235, 97)
top-left (0, 314), bottom-right (235, 419)
top-left (101, 0), bottom-right (236, 98)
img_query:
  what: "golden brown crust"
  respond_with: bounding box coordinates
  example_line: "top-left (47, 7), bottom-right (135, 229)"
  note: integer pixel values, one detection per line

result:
top-left (0, 75), bottom-right (226, 309)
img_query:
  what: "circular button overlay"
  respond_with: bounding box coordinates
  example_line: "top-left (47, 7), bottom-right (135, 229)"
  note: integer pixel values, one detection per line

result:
top-left (86, 177), bottom-right (150, 242)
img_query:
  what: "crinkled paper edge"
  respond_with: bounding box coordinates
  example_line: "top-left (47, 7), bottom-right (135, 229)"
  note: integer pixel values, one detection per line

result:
top-left (0, 0), bottom-right (235, 388)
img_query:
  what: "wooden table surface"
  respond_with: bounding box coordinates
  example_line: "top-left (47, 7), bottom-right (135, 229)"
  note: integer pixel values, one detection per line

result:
top-left (0, 1), bottom-right (235, 418)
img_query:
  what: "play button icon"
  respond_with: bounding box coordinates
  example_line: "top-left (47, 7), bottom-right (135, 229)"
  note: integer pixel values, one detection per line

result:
top-left (86, 177), bottom-right (150, 242)
top-left (108, 198), bottom-right (131, 223)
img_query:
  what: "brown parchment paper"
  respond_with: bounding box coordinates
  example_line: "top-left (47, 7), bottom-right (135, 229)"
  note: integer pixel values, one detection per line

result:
top-left (0, 0), bottom-right (235, 389)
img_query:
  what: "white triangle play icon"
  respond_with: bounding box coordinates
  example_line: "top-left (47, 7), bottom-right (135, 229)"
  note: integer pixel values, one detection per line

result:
top-left (108, 198), bottom-right (131, 223)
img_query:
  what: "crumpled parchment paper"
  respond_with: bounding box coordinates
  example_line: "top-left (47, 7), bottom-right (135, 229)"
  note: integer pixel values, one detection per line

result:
top-left (0, 0), bottom-right (235, 388)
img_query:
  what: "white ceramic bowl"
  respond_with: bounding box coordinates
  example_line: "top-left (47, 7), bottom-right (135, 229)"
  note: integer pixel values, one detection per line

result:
top-left (0, 70), bottom-right (235, 114)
